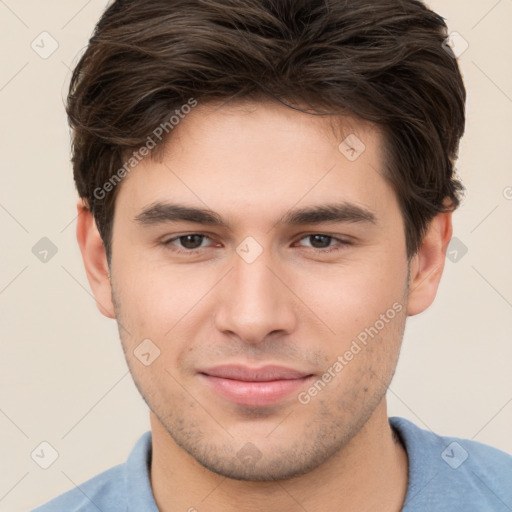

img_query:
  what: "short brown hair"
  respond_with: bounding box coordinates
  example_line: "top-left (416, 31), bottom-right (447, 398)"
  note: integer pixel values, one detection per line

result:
top-left (67, 0), bottom-right (466, 263)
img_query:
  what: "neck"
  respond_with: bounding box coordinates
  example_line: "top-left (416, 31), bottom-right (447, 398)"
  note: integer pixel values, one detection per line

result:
top-left (149, 400), bottom-right (409, 512)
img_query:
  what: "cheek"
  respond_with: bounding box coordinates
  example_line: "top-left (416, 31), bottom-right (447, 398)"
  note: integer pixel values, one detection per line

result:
top-left (114, 256), bottom-right (212, 330)
top-left (295, 256), bottom-right (406, 336)
top-left (309, 302), bottom-right (406, 407)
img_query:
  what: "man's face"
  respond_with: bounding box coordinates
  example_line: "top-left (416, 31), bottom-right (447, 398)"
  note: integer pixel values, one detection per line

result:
top-left (109, 100), bottom-right (410, 480)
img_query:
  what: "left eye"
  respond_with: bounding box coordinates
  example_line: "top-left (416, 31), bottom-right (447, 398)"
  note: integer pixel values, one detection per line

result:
top-left (296, 234), bottom-right (344, 250)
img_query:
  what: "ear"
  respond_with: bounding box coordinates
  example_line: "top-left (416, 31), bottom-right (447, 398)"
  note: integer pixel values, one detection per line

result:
top-left (76, 201), bottom-right (116, 319)
top-left (406, 207), bottom-right (453, 316)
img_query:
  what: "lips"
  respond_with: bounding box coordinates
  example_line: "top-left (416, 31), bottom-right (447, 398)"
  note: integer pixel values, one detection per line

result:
top-left (198, 365), bottom-right (314, 407)
top-left (200, 365), bottom-right (311, 381)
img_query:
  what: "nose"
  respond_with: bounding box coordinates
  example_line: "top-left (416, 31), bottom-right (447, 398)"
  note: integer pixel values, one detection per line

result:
top-left (214, 249), bottom-right (297, 345)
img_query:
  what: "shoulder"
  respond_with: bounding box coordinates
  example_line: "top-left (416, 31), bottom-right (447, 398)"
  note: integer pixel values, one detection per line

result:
top-left (28, 431), bottom-right (155, 512)
top-left (390, 417), bottom-right (512, 511)
top-left (29, 464), bottom-right (126, 512)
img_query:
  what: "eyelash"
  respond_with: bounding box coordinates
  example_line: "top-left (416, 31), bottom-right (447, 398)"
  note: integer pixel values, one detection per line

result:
top-left (162, 233), bottom-right (352, 256)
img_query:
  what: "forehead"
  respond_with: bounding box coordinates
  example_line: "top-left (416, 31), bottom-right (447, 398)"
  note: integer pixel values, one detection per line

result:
top-left (113, 99), bottom-right (396, 226)
top-left (162, 97), bottom-right (380, 154)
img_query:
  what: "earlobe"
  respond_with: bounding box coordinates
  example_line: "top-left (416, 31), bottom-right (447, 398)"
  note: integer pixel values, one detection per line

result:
top-left (76, 201), bottom-right (116, 319)
top-left (406, 209), bottom-right (453, 316)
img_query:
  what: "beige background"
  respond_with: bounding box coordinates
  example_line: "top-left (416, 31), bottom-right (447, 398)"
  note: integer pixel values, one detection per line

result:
top-left (1, 1), bottom-right (511, 510)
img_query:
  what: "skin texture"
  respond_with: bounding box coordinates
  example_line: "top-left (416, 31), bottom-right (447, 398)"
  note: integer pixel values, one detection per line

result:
top-left (77, 99), bottom-right (453, 511)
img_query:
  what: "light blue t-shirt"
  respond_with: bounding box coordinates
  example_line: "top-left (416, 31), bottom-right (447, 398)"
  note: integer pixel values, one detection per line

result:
top-left (30, 417), bottom-right (512, 511)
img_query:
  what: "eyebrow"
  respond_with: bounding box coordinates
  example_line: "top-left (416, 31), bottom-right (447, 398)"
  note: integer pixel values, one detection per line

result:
top-left (134, 201), bottom-right (377, 228)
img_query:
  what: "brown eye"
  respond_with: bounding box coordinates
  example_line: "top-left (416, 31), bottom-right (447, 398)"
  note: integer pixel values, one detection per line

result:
top-left (307, 235), bottom-right (333, 249)
top-left (177, 234), bottom-right (206, 249)
top-left (163, 233), bottom-right (212, 254)
top-left (296, 234), bottom-right (352, 253)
